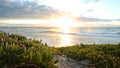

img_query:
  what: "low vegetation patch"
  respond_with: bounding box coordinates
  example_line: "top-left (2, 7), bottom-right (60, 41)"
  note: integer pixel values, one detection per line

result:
top-left (55, 44), bottom-right (120, 68)
top-left (0, 31), bottom-right (57, 68)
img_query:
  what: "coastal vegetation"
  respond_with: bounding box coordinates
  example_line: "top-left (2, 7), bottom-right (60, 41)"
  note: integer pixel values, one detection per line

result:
top-left (0, 31), bottom-right (120, 68)
top-left (55, 44), bottom-right (120, 68)
top-left (0, 31), bottom-right (56, 68)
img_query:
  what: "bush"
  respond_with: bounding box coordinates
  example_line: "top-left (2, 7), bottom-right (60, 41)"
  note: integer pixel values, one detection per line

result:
top-left (55, 44), bottom-right (120, 68)
top-left (0, 32), bottom-right (56, 68)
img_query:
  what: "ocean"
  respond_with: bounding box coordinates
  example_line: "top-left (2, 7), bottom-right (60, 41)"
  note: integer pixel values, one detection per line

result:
top-left (0, 27), bottom-right (120, 47)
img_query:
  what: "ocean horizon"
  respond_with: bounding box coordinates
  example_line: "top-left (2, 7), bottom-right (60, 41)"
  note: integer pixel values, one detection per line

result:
top-left (0, 26), bottom-right (120, 47)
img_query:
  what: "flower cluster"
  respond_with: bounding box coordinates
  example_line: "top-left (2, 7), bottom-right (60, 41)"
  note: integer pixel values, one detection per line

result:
top-left (0, 38), bottom-right (3, 43)
top-left (19, 43), bottom-right (24, 49)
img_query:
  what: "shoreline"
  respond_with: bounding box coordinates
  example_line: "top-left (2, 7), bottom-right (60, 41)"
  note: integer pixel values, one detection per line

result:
top-left (0, 27), bottom-right (120, 46)
top-left (0, 32), bottom-right (120, 68)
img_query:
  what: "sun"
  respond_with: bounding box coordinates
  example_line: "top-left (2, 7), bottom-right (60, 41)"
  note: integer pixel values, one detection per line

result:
top-left (49, 15), bottom-right (77, 28)
top-left (49, 15), bottom-right (75, 47)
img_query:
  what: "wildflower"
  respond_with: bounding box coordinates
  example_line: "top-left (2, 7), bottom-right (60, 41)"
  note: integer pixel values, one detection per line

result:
top-left (19, 43), bottom-right (24, 49)
top-left (0, 38), bottom-right (3, 43)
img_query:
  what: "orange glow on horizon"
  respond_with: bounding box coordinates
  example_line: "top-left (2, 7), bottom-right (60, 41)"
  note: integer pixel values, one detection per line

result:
top-left (49, 15), bottom-right (79, 28)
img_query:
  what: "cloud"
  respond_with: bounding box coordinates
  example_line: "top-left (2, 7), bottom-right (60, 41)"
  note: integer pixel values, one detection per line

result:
top-left (0, 0), bottom-right (60, 19)
top-left (83, 0), bottom-right (99, 3)
top-left (0, 0), bottom-right (119, 23)
top-left (77, 17), bottom-right (111, 22)
top-left (73, 16), bottom-right (120, 22)
top-left (74, 16), bottom-right (113, 22)
top-left (38, 0), bottom-right (101, 16)
top-left (0, 0), bottom-right (101, 19)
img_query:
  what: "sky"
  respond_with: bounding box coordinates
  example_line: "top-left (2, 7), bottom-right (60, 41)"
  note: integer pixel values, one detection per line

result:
top-left (0, 0), bottom-right (120, 27)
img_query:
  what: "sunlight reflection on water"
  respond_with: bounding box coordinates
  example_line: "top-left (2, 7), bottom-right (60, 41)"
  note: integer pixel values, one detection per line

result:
top-left (58, 27), bottom-right (72, 47)
top-left (1, 27), bottom-right (120, 47)
top-left (59, 34), bottom-right (71, 47)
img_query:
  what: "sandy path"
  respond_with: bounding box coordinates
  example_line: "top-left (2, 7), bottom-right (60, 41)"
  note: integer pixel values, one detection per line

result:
top-left (54, 55), bottom-right (88, 68)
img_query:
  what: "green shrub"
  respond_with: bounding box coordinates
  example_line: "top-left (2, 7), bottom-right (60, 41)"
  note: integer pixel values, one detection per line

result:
top-left (0, 32), bottom-right (55, 68)
top-left (55, 44), bottom-right (120, 68)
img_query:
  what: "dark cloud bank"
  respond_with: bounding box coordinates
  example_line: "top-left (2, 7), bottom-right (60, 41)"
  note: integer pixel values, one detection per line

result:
top-left (0, 0), bottom-right (58, 19)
